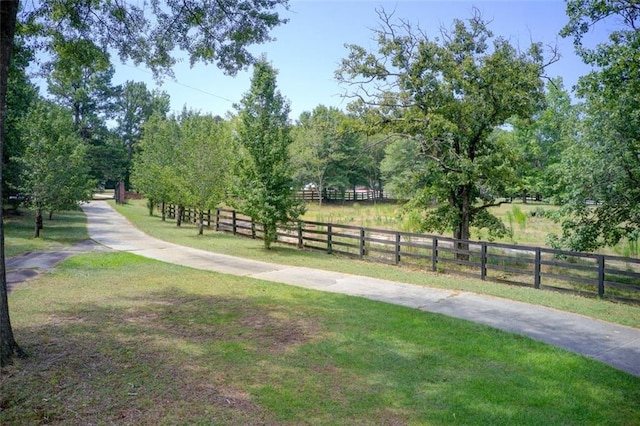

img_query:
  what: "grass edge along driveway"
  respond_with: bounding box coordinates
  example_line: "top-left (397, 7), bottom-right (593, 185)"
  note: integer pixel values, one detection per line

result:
top-left (112, 200), bottom-right (640, 329)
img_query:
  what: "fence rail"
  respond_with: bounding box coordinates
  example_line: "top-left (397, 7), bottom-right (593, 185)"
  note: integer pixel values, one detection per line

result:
top-left (165, 205), bottom-right (640, 304)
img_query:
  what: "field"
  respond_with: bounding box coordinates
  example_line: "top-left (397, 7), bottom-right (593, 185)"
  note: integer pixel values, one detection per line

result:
top-left (300, 200), bottom-right (640, 258)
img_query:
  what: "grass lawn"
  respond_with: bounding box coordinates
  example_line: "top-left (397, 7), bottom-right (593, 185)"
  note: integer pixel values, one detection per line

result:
top-left (4, 208), bottom-right (88, 257)
top-left (112, 200), bottom-right (640, 328)
top-left (2, 251), bottom-right (639, 424)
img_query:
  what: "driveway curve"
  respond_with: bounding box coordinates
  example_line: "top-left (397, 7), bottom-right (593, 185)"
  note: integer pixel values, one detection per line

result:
top-left (81, 200), bottom-right (640, 377)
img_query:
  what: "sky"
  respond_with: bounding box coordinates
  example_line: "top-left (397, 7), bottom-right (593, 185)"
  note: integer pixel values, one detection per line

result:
top-left (108, 0), bottom-right (610, 120)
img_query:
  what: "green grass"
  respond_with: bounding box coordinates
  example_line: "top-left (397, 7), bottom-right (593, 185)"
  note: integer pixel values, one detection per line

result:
top-left (113, 199), bottom-right (640, 328)
top-left (3, 251), bottom-right (639, 424)
top-left (4, 208), bottom-right (89, 257)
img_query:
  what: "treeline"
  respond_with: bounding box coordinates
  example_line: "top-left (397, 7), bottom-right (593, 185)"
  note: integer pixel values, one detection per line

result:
top-left (4, 1), bottom-right (638, 257)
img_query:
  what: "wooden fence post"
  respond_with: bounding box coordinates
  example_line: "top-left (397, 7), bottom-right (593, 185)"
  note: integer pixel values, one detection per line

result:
top-left (215, 209), bottom-right (220, 231)
top-left (359, 228), bottom-right (365, 259)
top-left (598, 255), bottom-right (605, 297)
top-left (432, 236), bottom-right (438, 272)
top-left (297, 221), bottom-right (303, 249)
top-left (327, 224), bottom-right (333, 254)
top-left (534, 248), bottom-right (541, 289)
top-left (395, 232), bottom-right (401, 265)
top-left (481, 243), bottom-right (487, 280)
top-left (232, 210), bottom-right (237, 235)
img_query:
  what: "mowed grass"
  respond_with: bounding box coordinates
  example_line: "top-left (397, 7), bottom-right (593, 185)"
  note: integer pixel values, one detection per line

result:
top-left (4, 208), bottom-right (88, 257)
top-left (3, 251), bottom-right (640, 424)
top-left (113, 200), bottom-right (640, 328)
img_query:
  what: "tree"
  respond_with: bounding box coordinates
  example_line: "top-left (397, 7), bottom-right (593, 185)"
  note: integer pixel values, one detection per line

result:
top-left (19, 101), bottom-right (94, 236)
top-left (0, 0), bottom-right (25, 367)
top-left (337, 9), bottom-right (554, 255)
top-left (115, 81), bottom-right (170, 189)
top-left (1, 0), bottom-right (289, 366)
top-left (45, 36), bottom-right (126, 184)
top-left (131, 114), bottom-right (182, 219)
top-left (4, 30), bottom-right (38, 200)
top-left (291, 106), bottom-right (363, 206)
top-left (553, 0), bottom-right (640, 251)
top-left (176, 112), bottom-right (234, 235)
top-left (234, 59), bottom-right (304, 249)
top-left (508, 78), bottom-right (578, 203)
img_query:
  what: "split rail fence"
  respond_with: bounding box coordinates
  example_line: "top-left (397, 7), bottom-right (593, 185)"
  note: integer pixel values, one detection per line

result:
top-left (165, 205), bottom-right (640, 304)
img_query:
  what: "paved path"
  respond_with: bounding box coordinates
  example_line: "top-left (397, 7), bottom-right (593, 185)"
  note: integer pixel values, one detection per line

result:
top-left (72, 200), bottom-right (634, 377)
top-left (7, 240), bottom-right (106, 293)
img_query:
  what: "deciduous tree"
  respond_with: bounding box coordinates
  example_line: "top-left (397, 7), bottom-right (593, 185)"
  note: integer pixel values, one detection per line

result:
top-left (234, 59), bottom-right (303, 249)
top-left (19, 101), bottom-right (95, 236)
top-left (554, 0), bottom-right (640, 251)
top-left (337, 9), bottom-right (555, 256)
top-left (176, 112), bottom-right (234, 235)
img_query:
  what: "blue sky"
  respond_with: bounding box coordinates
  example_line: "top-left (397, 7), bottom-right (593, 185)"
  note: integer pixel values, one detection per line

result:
top-left (111, 0), bottom-right (608, 120)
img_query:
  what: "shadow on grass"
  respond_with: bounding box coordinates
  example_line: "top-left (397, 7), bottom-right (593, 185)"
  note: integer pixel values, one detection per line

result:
top-left (3, 280), bottom-right (640, 425)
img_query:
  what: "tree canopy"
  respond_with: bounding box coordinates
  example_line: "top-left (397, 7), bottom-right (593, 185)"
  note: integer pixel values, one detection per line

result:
top-left (554, 0), bottom-right (640, 251)
top-left (337, 9), bottom-right (554, 247)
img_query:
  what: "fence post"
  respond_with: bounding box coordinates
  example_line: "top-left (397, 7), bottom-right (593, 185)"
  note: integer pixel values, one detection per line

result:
top-left (395, 232), bottom-right (401, 265)
top-left (432, 236), bottom-right (438, 272)
top-left (598, 255), bottom-right (605, 297)
top-left (215, 209), bottom-right (220, 231)
top-left (359, 228), bottom-right (365, 259)
top-left (480, 243), bottom-right (487, 280)
top-left (327, 224), bottom-right (333, 254)
top-left (251, 221), bottom-right (256, 239)
top-left (534, 248), bottom-right (541, 289)
top-left (232, 210), bottom-right (237, 235)
top-left (297, 221), bottom-right (303, 249)
top-left (206, 210), bottom-right (211, 228)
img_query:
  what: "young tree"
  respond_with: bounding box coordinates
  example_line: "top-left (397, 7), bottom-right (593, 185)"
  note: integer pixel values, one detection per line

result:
top-left (554, 0), bottom-right (640, 251)
top-left (131, 114), bottom-right (182, 218)
top-left (176, 113), bottom-right (234, 235)
top-left (19, 101), bottom-right (95, 237)
top-left (235, 59), bottom-right (304, 249)
top-left (337, 9), bottom-right (554, 255)
top-left (1, 0), bottom-right (289, 366)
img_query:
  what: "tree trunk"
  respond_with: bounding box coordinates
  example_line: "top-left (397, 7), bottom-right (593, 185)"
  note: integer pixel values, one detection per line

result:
top-left (454, 186), bottom-right (472, 261)
top-left (176, 205), bottom-right (184, 227)
top-left (1, 0), bottom-right (27, 367)
top-left (34, 209), bottom-right (43, 238)
top-left (48, 210), bottom-right (53, 220)
top-left (161, 201), bottom-right (166, 221)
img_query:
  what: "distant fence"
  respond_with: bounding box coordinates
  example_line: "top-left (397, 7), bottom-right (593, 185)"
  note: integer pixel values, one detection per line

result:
top-left (296, 189), bottom-right (393, 203)
top-left (164, 205), bottom-right (640, 304)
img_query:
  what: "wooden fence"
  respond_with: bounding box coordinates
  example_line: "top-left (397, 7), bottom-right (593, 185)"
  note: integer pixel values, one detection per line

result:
top-left (296, 189), bottom-right (392, 202)
top-left (164, 205), bottom-right (640, 304)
